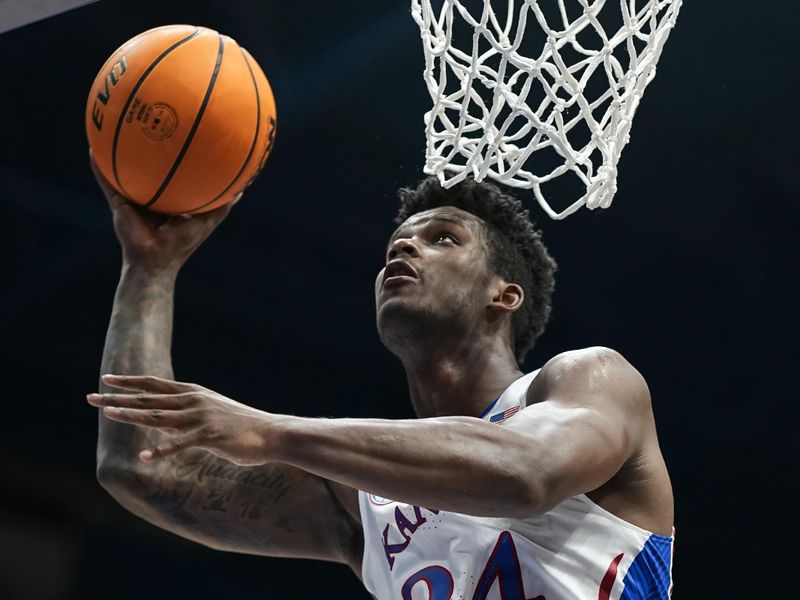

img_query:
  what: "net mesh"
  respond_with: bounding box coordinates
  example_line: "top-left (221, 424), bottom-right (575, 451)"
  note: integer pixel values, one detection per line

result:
top-left (411, 0), bottom-right (683, 219)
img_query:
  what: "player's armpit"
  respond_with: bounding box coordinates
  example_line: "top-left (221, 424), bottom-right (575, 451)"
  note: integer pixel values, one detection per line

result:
top-left (505, 346), bottom-right (651, 513)
top-left (98, 445), bottom-right (363, 573)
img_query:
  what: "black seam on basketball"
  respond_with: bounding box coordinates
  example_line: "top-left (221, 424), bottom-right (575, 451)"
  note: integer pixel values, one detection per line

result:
top-left (146, 34), bottom-right (225, 209)
top-left (111, 28), bottom-right (201, 195)
top-left (239, 56), bottom-right (276, 191)
top-left (247, 115), bottom-right (276, 185)
top-left (187, 46), bottom-right (262, 214)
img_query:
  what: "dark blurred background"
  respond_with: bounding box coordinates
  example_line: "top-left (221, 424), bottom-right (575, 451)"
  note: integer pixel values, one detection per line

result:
top-left (0, 0), bottom-right (797, 598)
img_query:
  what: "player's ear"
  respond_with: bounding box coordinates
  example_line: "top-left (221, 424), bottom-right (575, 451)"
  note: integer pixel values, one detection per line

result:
top-left (486, 281), bottom-right (524, 321)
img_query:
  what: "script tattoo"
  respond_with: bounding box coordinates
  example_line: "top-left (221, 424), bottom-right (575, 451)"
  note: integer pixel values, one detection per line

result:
top-left (134, 448), bottom-right (293, 523)
top-left (239, 495), bottom-right (271, 520)
top-left (144, 483), bottom-right (193, 514)
top-left (201, 484), bottom-right (235, 512)
top-left (174, 453), bottom-right (291, 502)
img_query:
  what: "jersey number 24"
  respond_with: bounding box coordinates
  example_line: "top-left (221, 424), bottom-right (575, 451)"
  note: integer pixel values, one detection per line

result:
top-left (400, 531), bottom-right (544, 600)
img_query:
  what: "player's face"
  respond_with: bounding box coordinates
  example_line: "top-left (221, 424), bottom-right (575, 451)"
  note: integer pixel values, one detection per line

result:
top-left (375, 206), bottom-right (495, 353)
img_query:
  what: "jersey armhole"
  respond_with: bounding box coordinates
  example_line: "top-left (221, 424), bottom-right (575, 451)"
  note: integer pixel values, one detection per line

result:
top-left (356, 490), bottom-right (374, 587)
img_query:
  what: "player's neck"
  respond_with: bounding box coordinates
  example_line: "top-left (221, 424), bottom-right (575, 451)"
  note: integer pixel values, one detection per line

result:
top-left (402, 341), bottom-right (523, 418)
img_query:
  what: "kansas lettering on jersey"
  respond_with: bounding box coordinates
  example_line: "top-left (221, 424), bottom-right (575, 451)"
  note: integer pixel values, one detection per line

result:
top-left (358, 372), bottom-right (674, 599)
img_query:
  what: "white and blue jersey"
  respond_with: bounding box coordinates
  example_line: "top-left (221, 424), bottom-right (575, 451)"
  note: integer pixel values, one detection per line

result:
top-left (358, 372), bottom-right (674, 599)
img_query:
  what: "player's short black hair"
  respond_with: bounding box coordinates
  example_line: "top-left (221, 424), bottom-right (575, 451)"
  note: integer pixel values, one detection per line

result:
top-left (395, 176), bottom-right (557, 364)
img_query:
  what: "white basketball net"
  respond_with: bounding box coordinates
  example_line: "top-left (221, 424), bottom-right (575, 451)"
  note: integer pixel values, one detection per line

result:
top-left (412, 0), bottom-right (683, 219)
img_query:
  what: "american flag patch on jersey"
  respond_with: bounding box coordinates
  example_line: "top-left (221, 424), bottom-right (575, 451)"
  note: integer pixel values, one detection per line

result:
top-left (489, 405), bottom-right (520, 424)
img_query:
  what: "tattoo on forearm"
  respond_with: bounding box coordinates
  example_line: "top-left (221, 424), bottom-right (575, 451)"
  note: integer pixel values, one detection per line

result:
top-left (147, 453), bottom-right (298, 547)
top-left (144, 485), bottom-right (195, 518)
top-left (201, 485), bottom-right (235, 513)
top-left (239, 495), bottom-right (271, 520)
top-left (138, 450), bottom-right (293, 529)
top-left (174, 454), bottom-right (291, 502)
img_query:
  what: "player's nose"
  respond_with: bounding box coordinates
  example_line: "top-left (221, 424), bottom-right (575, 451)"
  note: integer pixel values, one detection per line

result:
top-left (387, 237), bottom-right (421, 261)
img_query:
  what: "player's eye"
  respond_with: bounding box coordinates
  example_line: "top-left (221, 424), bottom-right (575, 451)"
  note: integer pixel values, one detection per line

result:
top-left (434, 233), bottom-right (459, 244)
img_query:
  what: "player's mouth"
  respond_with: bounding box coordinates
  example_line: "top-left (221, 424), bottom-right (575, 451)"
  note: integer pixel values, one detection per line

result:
top-left (382, 259), bottom-right (419, 288)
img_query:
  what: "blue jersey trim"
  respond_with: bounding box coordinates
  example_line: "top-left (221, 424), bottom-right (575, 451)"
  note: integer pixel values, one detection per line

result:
top-left (619, 534), bottom-right (673, 599)
top-left (479, 398), bottom-right (499, 419)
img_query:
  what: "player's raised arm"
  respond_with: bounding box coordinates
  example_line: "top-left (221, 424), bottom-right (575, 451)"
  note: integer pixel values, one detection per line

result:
top-left (90, 161), bottom-right (362, 571)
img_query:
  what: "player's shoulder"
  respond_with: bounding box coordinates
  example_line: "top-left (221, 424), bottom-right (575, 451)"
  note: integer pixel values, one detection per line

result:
top-left (537, 346), bottom-right (636, 375)
top-left (528, 346), bottom-right (651, 412)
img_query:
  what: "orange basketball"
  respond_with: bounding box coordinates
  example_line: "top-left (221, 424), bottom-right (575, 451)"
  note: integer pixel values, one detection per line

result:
top-left (86, 25), bottom-right (276, 214)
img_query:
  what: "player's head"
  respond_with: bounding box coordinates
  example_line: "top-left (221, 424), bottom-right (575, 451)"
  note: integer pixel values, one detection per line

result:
top-left (375, 176), bottom-right (556, 365)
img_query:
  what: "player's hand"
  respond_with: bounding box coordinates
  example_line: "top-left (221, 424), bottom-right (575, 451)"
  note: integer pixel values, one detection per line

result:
top-left (90, 153), bottom-right (236, 273)
top-left (87, 374), bottom-right (276, 466)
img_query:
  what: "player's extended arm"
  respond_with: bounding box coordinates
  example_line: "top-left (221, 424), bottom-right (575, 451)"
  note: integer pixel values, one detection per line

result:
top-left (280, 347), bottom-right (650, 516)
top-left (91, 162), bottom-right (361, 568)
top-left (91, 346), bottom-right (651, 518)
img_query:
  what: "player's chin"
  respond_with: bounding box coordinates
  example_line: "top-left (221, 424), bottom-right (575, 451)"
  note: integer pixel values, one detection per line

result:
top-left (376, 291), bottom-right (424, 327)
top-left (376, 291), bottom-right (413, 316)
top-left (376, 301), bottom-right (425, 352)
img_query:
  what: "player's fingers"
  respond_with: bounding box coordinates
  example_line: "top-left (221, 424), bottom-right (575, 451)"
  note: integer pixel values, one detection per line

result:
top-left (139, 431), bottom-right (203, 462)
top-left (184, 201), bottom-right (232, 233)
top-left (207, 201), bottom-right (233, 225)
top-left (89, 153), bottom-right (126, 207)
top-left (101, 374), bottom-right (201, 393)
top-left (86, 392), bottom-right (198, 409)
top-left (100, 406), bottom-right (201, 430)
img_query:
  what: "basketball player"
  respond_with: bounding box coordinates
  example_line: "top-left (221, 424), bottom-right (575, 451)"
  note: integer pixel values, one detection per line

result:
top-left (87, 164), bottom-right (674, 599)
